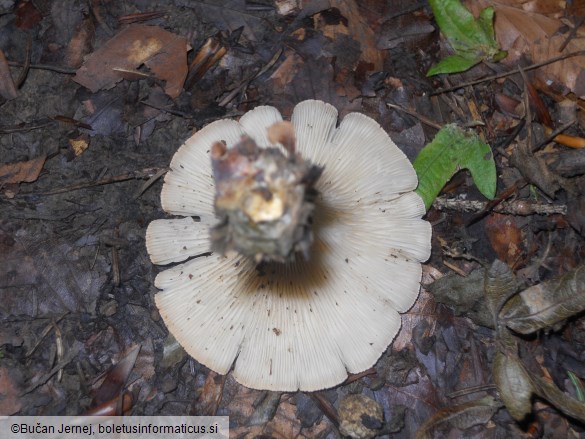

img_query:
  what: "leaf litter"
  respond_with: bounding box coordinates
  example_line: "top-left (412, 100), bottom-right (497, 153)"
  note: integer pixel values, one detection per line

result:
top-left (74, 24), bottom-right (189, 99)
top-left (1, 0), bottom-right (585, 436)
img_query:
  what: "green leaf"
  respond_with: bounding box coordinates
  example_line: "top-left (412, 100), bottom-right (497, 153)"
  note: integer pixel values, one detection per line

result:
top-left (426, 54), bottom-right (480, 76)
top-left (427, 0), bottom-right (506, 76)
top-left (414, 124), bottom-right (497, 210)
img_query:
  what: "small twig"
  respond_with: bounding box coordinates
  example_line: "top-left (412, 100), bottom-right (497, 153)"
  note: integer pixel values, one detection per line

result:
top-left (51, 321), bottom-right (64, 382)
top-left (139, 100), bottom-right (194, 119)
top-left (25, 313), bottom-right (69, 357)
top-left (19, 167), bottom-right (166, 196)
top-left (344, 367), bottom-right (377, 384)
top-left (493, 119), bottom-right (525, 156)
top-left (448, 384), bottom-right (496, 399)
top-left (519, 65), bottom-right (533, 155)
top-left (432, 50), bottom-right (585, 95)
top-left (218, 48), bottom-right (283, 107)
top-left (0, 118), bottom-right (56, 134)
top-left (386, 103), bottom-right (442, 129)
top-left (133, 167), bottom-right (167, 199)
top-left (434, 196), bottom-right (567, 216)
top-left (465, 181), bottom-right (526, 227)
top-left (7, 61), bottom-right (76, 74)
top-left (558, 16), bottom-right (585, 52)
top-left (533, 119), bottom-right (577, 152)
top-left (15, 36), bottom-right (32, 88)
top-left (111, 228), bottom-right (121, 287)
top-left (22, 344), bottom-right (80, 395)
top-left (310, 392), bottom-right (339, 427)
top-left (380, 2), bottom-right (426, 22)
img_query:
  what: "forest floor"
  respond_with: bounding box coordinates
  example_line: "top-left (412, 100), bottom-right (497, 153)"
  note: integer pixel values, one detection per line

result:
top-left (1, 0), bottom-right (585, 438)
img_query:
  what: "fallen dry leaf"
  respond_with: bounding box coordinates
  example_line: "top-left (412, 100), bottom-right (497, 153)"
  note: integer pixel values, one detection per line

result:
top-left (501, 264), bottom-right (585, 334)
top-left (194, 371), bottom-right (226, 416)
top-left (92, 344), bottom-right (140, 406)
top-left (0, 154), bottom-right (46, 185)
top-left (466, 0), bottom-right (585, 98)
top-left (0, 50), bottom-right (17, 100)
top-left (485, 213), bottom-right (525, 267)
top-left (317, 0), bottom-right (384, 71)
top-left (65, 15), bottom-right (95, 68)
top-left (68, 134), bottom-right (90, 157)
top-left (74, 24), bottom-right (188, 98)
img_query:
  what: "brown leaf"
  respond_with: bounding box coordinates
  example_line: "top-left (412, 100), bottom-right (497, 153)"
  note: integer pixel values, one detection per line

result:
top-left (320, 0), bottom-right (384, 71)
top-left (501, 265), bottom-right (585, 334)
top-left (0, 154), bottom-right (46, 185)
top-left (415, 395), bottom-right (501, 438)
top-left (0, 50), bottom-right (18, 101)
top-left (194, 371), bottom-right (226, 416)
top-left (84, 392), bottom-right (133, 416)
top-left (68, 134), bottom-right (90, 157)
top-left (467, 0), bottom-right (585, 99)
top-left (92, 344), bottom-right (140, 406)
top-left (485, 213), bottom-right (525, 266)
top-left (493, 351), bottom-right (534, 421)
top-left (484, 259), bottom-right (517, 319)
top-left (65, 15), bottom-right (95, 68)
top-left (73, 24), bottom-right (188, 98)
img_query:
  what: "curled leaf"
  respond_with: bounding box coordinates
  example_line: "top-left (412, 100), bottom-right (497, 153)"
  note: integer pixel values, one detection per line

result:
top-left (0, 155), bottom-right (46, 185)
top-left (415, 395), bottom-right (501, 438)
top-left (493, 351), bottom-right (533, 421)
top-left (501, 265), bottom-right (585, 334)
top-left (428, 267), bottom-right (494, 328)
top-left (484, 259), bottom-right (516, 320)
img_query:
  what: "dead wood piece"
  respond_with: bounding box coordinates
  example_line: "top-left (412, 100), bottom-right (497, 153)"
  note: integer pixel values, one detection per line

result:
top-left (433, 196), bottom-right (567, 216)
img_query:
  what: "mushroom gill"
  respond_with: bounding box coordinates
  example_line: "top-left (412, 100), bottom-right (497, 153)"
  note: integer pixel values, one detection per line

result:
top-left (146, 100), bottom-right (432, 391)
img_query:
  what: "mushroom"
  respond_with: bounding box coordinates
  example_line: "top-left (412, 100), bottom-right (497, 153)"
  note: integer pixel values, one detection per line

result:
top-left (146, 100), bottom-right (431, 391)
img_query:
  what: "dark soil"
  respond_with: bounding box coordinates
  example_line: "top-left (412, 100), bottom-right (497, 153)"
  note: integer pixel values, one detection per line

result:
top-left (1, 0), bottom-right (584, 438)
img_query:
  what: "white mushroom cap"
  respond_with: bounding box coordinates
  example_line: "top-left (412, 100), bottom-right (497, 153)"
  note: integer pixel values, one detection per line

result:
top-left (146, 100), bottom-right (432, 391)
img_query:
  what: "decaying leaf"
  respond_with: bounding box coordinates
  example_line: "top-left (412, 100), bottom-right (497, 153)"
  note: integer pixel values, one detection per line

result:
top-left (65, 15), bottom-right (95, 68)
top-left (528, 369), bottom-right (585, 423)
top-left (68, 135), bottom-right (90, 157)
top-left (485, 213), bottom-right (526, 269)
top-left (322, 0), bottom-right (384, 71)
top-left (493, 351), bottom-right (533, 421)
top-left (92, 344), bottom-right (140, 407)
top-left (415, 395), bottom-right (502, 439)
top-left (194, 371), bottom-right (226, 416)
top-left (413, 124), bottom-right (497, 210)
top-left (428, 266), bottom-right (495, 328)
top-left (0, 155), bottom-right (46, 185)
top-left (501, 265), bottom-right (585, 334)
top-left (467, 0), bottom-right (585, 98)
top-left (74, 24), bottom-right (188, 98)
top-left (484, 259), bottom-right (517, 320)
top-left (161, 333), bottom-right (187, 370)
